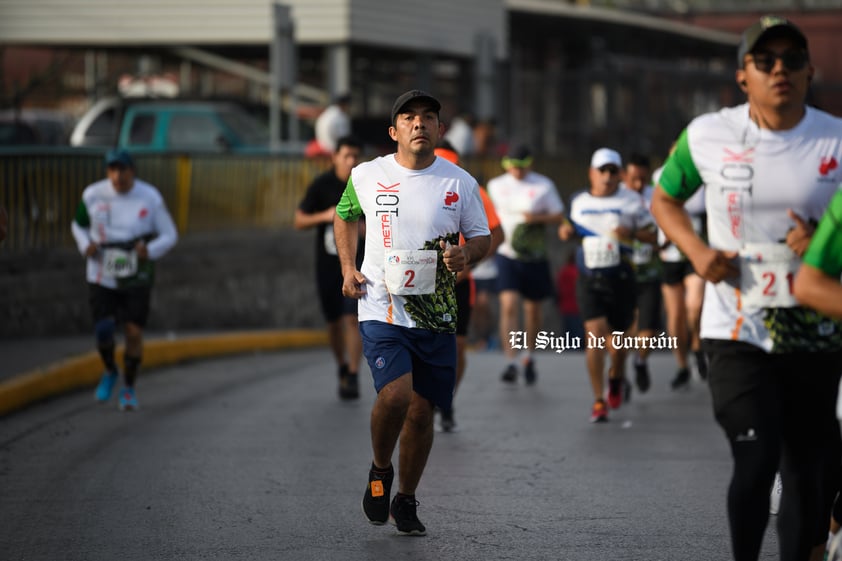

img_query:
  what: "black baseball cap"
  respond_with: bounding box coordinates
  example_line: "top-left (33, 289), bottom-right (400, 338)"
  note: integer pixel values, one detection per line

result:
top-left (737, 15), bottom-right (808, 66)
top-left (390, 90), bottom-right (441, 124)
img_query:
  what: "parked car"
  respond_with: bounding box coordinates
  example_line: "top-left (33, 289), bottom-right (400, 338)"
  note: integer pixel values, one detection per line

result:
top-left (0, 109), bottom-right (76, 146)
top-left (69, 97), bottom-right (279, 153)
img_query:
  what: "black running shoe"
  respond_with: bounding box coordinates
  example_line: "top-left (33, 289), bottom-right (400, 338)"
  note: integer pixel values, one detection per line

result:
top-left (524, 360), bottom-right (537, 385)
top-left (694, 350), bottom-right (708, 381)
top-left (362, 463), bottom-right (393, 524)
top-left (339, 373), bottom-right (360, 400)
top-left (390, 494), bottom-right (426, 536)
top-left (671, 367), bottom-right (691, 390)
top-left (634, 362), bottom-right (651, 393)
top-left (501, 364), bottom-right (517, 384)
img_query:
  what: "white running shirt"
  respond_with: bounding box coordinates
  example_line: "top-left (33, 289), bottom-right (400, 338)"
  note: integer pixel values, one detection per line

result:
top-left (71, 178), bottom-right (178, 289)
top-left (487, 170), bottom-right (564, 261)
top-left (659, 103), bottom-right (842, 352)
top-left (336, 154), bottom-right (490, 333)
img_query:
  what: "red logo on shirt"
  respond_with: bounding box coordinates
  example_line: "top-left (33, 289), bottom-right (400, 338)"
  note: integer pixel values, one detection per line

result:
top-left (819, 157), bottom-right (838, 176)
top-left (139, 208), bottom-right (148, 218)
top-left (444, 192), bottom-right (459, 206)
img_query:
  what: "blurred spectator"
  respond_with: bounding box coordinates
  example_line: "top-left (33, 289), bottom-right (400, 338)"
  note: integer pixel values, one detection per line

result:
top-left (444, 112), bottom-right (475, 156)
top-left (555, 253), bottom-right (583, 343)
top-left (313, 93), bottom-right (352, 156)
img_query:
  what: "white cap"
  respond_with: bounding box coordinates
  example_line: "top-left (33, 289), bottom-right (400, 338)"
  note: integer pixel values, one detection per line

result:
top-left (590, 148), bottom-right (622, 169)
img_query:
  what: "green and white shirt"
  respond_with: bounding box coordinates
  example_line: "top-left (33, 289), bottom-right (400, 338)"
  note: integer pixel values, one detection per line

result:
top-left (804, 187), bottom-right (842, 279)
top-left (71, 178), bottom-right (178, 289)
top-left (336, 154), bottom-right (490, 333)
top-left (487, 170), bottom-right (564, 262)
top-left (659, 104), bottom-right (842, 352)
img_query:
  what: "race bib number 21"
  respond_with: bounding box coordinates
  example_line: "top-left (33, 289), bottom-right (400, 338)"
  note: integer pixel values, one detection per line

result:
top-left (739, 243), bottom-right (799, 309)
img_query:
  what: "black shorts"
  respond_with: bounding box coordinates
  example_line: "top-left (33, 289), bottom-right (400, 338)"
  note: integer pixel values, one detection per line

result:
top-left (495, 254), bottom-right (555, 301)
top-left (635, 279), bottom-right (663, 331)
top-left (576, 269), bottom-right (636, 331)
top-left (661, 261), bottom-right (695, 285)
top-left (316, 260), bottom-right (357, 322)
top-left (89, 283), bottom-right (152, 327)
top-left (455, 277), bottom-right (474, 336)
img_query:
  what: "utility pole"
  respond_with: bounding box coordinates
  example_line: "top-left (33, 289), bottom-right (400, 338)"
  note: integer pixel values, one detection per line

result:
top-left (270, 3), bottom-right (297, 150)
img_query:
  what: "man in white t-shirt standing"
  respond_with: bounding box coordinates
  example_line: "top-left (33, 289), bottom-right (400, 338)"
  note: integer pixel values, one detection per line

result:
top-left (71, 149), bottom-right (178, 411)
top-left (651, 15), bottom-right (842, 561)
top-left (315, 93), bottom-right (352, 155)
top-left (488, 145), bottom-right (566, 385)
top-left (334, 90), bottom-right (490, 535)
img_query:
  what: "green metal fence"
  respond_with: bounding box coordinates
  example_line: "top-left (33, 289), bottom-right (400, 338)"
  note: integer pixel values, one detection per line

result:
top-left (0, 150), bottom-right (587, 254)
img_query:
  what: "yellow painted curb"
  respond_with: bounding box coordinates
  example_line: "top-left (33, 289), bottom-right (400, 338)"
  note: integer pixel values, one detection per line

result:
top-left (0, 329), bottom-right (327, 417)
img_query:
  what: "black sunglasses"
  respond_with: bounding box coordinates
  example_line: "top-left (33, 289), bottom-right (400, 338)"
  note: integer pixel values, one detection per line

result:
top-left (749, 50), bottom-right (809, 73)
top-left (598, 165), bottom-right (620, 175)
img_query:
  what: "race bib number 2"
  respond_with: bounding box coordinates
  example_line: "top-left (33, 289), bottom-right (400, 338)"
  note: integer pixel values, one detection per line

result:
top-left (739, 243), bottom-right (799, 309)
top-left (102, 248), bottom-right (138, 278)
top-left (384, 249), bottom-right (437, 295)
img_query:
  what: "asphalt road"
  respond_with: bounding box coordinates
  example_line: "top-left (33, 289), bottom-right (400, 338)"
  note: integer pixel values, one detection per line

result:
top-left (0, 347), bottom-right (782, 560)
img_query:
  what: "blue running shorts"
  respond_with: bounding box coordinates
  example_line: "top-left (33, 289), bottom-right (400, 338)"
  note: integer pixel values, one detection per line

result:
top-left (359, 320), bottom-right (456, 410)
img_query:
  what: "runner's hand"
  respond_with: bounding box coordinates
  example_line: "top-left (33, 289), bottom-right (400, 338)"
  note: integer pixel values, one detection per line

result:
top-left (135, 240), bottom-right (149, 260)
top-left (440, 240), bottom-right (467, 273)
top-left (341, 270), bottom-right (367, 299)
top-left (690, 247), bottom-right (739, 283)
top-left (785, 209), bottom-right (815, 258)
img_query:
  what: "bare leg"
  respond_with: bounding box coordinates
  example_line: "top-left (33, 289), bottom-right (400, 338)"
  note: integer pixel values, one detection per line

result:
top-left (523, 298), bottom-right (542, 360)
top-left (498, 290), bottom-right (520, 362)
top-left (584, 317), bottom-right (609, 401)
top-left (327, 318), bottom-right (345, 369)
top-left (661, 283), bottom-right (689, 370)
top-left (455, 335), bottom-right (467, 393)
top-left (342, 314), bottom-right (362, 374)
top-left (397, 392), bottom-right (435, 495)
top-left (370, 373), bottom-right (412, 469)
top-left (685, 274), bottom-right (705, 353)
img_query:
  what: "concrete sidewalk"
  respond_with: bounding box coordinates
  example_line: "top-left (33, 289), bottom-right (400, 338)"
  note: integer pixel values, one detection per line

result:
top-left (0, 329), bottom-right (328, 417)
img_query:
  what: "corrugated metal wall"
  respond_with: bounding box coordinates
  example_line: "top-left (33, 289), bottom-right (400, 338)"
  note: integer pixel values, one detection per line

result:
top-left (0, 0), bottom-right (506, 57)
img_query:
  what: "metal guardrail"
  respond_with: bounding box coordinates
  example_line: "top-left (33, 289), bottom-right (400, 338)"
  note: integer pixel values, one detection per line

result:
top-left (0, 150), bottom-right (587, 255)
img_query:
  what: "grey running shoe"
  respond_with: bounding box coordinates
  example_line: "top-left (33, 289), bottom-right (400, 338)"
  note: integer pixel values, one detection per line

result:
top-left (390, 494), bottom-right (426, 536)
top-left (501, 364), bottom-right (517, 384)
top-left (362, 464), bottom-right (393, 525)
top-left (439, 409), bottom-right (457, 433)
